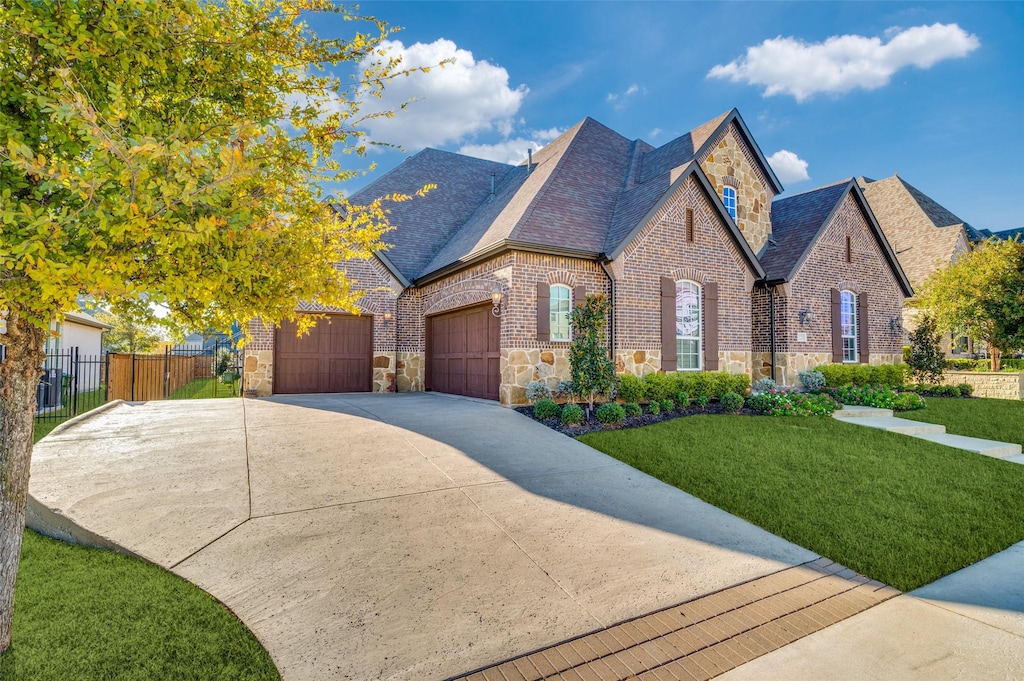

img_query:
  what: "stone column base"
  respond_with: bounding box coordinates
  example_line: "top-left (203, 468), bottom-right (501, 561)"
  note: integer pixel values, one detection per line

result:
top-left (243, 350), bottom-right (274, 397)
top-left (396, 352), bottom-right (424, 392)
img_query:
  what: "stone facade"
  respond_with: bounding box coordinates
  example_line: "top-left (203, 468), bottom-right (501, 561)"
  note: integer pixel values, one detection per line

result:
top-left (395, 351), bottom-right (424, 393)
top-left (611, 173), bottom-right (756, 378)
top-left (941, 371), bottom-right (1024, 400)
top-left (500, 347), bottom-right (571, 406)
top-left (699, 121), bottom-right (776, 254)
top-left (753, 193), bottom-right (907, 385)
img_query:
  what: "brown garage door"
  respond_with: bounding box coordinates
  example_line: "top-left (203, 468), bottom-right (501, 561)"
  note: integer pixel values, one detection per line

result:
top-left (427, 304), bottom-right (500, 401)
top-left (274, 314), bottom-right (373, 394)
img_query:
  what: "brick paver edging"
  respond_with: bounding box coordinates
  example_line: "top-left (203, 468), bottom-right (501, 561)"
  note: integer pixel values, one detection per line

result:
top-left (450, 558), bottom-right (900, 681)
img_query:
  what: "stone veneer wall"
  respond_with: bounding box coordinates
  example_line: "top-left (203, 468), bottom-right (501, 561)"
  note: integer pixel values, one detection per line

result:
top-left (395, 351), bottom-right (424, 392)
top-left (610, 173), bottom-right (756, 378)
top-left (242, 254), bottom-right (401, 397)
top-left (698, 121), bottom-right (776, 255)
top-left (500, 348), bottom-right (571, 405)
top-left (941, 371), bottom-right (1024, 400)
top-left (751, 192), bottom-right (906, 383)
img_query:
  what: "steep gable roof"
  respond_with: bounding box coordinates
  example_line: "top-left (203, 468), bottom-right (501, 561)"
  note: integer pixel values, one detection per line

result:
top-left (763, 179), bottom-right (913, 296)
top-left (345, 148), bottom-right (515, 280)
top-left (639, 109), bottom-right (784, 194)
top-left (860, 174), bottom-right (981, 237)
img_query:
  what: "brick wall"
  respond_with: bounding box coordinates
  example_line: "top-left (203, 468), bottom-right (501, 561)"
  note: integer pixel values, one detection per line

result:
top-left (613, 173), bottom-right (756, 375)
top-left (699, 122), bottom-right (776, 254)
top-left (753, 193), bottom-right (906, 384)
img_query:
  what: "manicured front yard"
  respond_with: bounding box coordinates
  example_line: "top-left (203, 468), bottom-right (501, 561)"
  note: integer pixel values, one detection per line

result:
top-left (900, 396), bottom-right (1024, 447)
top-left (579, 414), bottom-right (1024, 592)
top-left (3, 531), bottom-right (278, 681)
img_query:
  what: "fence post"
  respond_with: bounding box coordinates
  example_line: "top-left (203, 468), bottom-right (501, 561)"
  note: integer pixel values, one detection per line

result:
top-left (130, 352), bottom-right (136, 402)
top-left (163, 346), bottom-right (171, 399)
top-left (104, 353), bottom-right (111, 403)
top-left (72, 346), bottom-right (80, 417)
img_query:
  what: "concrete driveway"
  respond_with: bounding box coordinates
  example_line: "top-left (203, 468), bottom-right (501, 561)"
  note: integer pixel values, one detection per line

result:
top-left (29, 393), bottom-right (815, 680)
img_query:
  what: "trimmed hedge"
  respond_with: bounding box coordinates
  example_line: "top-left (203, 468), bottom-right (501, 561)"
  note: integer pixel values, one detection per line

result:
top-left (945, 358), bottom-right (1024, 372)
top-left (818, 363), bottom-right (906, 387)
top-left (561, 403), bottom-right (585, 425)
top-left (640, 371), bottom-right (750, 402)
top-left (596, 402), bottom-right (626, 424)
top-left (533, 399), bottom-right (560, 420)
top-left (617, 374), bottom-right (645, 403)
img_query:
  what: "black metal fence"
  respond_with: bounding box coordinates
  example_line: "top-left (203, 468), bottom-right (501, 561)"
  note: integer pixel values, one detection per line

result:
top-left (0, 340), bottom-right (243, 427)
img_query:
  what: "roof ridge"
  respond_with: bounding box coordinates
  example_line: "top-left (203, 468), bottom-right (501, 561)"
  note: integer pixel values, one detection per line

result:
top-left (774, 178), bottom-right (854, 202)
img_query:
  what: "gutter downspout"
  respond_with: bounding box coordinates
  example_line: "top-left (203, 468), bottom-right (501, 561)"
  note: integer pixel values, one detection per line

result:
top-left (598, 260), bottom-right (616, 362)
top-left (768, 284), bottom-right (777, 382)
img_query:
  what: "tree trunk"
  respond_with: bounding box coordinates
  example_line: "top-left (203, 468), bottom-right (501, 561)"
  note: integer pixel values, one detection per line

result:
top-left (989, 343), bottom-right (1001, 372)
top-left (0, 309), bottom-right (47, 654)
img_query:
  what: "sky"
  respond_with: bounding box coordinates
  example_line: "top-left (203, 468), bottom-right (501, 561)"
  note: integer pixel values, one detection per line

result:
top-left (308, 1), bottom-right (1024, 232)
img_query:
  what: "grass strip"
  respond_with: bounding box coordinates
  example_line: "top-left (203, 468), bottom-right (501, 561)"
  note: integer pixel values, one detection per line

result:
top-left (899, 396), bottom-right (1024, 447)
top-left (579, 414), bottom-right (1024, 592)
top-left (2, 531), bottom-right (278, 680)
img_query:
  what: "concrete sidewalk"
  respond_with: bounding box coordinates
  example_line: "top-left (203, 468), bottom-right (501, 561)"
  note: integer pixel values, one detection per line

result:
top-left (29, 393), bottom-right (814, 680)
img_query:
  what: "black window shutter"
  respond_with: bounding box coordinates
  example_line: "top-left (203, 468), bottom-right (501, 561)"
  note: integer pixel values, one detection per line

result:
top-left (536, 282), bottom-right (550, 342)
top-left (704, 282), bottom-right (719, 371)
top-left (858, 291), bottom-right (870, 364)
top-left (831, 288), bottom-right (843, 363)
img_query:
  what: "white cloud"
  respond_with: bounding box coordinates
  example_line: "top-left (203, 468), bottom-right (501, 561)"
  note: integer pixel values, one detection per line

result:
top-left (649, 127), bottom-right (663, 139)
top-left (357, 38), bottom-right (528, 149)
top-left (458, 128), bottom-right (564, 164)
top-left (708, 23), bottom-right (980, 101)
top-left (767, 150), bottom-right (810, 184)
top-left (606, 83), bottom-right (647, 107)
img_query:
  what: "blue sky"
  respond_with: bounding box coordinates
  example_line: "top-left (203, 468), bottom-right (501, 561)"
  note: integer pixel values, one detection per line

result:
top-left (310, 2), bottom-right (1023, 231)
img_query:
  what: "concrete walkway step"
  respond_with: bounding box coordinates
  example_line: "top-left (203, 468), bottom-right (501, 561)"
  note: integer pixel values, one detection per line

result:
top-left (914, 433), bottom-right (1023, 460)
top-left (451, 559), bottom-right (898, 681)
top-left (835, 415), bottom-right (946, 436)
top-left (833, 405), bottom-right (894, 418)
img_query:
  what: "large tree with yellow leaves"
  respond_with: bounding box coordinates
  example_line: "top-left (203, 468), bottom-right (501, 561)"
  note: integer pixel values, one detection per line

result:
top-left (0, 0), bottom-right (433, 652)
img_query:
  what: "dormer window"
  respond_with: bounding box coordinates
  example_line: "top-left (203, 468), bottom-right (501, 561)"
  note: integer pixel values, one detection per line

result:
top-left (722, 186), bottom-right (737, 220)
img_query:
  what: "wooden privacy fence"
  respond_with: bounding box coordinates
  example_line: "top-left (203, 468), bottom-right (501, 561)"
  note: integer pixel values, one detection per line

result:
top-left (107, 352), bottom-right (206, 402)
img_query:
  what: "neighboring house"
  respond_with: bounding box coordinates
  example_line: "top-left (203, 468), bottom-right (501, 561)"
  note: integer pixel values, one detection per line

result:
top-left (975, 226), bottom-right (1024, 242)
top-left (245, 109), bottom-right (911, 403)
top-left (859, 174), bottom-right (994, 355)
top-left (57, 310), bottom-right (112, 358)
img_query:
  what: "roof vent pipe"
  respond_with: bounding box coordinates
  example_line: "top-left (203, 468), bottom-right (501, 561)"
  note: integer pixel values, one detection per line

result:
top-left (528, 148), bottom-right (533, 173)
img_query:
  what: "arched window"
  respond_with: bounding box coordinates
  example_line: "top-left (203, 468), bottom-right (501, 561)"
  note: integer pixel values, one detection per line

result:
top-left (722, 186), bottom-right (737, 220)
top-left (549, 284), bottom-right (571, 341)
top-left (841, 290), bottom-right (858, 363)
top-left (676, 281), bottom-right (701, 370)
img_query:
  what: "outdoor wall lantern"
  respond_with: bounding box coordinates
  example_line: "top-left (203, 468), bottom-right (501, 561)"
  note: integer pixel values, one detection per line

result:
top-left (491, 291), bottom-right (504, 317)
top-left (890, 316), bottom-right (903, 334)
top-left (798, 309), bottom-right (814, 326)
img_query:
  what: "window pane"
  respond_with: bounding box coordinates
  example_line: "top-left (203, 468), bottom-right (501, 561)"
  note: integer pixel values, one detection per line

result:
top-left (550, 285), bottom-right (571, 341)
top-left (675, 281), bottom-right (701, 370)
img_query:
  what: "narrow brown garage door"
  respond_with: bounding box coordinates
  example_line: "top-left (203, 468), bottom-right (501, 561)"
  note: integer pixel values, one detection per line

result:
top-left (427, 304), bottom-right (500, 401)
top-left (274, 314), bottom-right (373, 394)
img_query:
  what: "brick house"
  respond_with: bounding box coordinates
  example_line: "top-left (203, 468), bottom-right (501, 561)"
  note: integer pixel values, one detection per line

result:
top-left (245, 109), bottom-right (911, 403)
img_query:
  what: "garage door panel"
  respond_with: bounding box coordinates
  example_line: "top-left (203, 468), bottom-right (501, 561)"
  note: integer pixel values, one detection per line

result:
top-left (275, 314), bottom-right (372, 394)
top-left (427, 304), bottom-right (500, 401)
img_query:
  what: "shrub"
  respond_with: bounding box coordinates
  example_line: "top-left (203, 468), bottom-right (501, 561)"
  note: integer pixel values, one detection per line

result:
top-left (694, 395), bottom-right (709, 409)
top-left (825, 384), bottom-right (907, 410)
top-left (623, 402), bottom-right (642, 417)
top-left (747, 388), bottom-right (839, 416)
top-left (745, 392), bottom-right (773, 412)
top-left (676, 391), bottom-right (690, 407)
top-left (752, 377), bottom-right (777, 394)
top-left (561, 403), bottom-right (585, 425)
top-left (721, 392), bottom-right (744, 412)
top-left (729, 373), bottom-right (752, 396)
top-left (957, 383), bottom-right (974, 396)
top-left (526, 381), bottom-right (551, 403)
top-left (684, 372), bottom-right (714, 399)
top-left (798, 370), bottom-right (826, 392)
top-left (596, 402), bottom-right (626, 424)
top-left (871, 364), bottom-right (907, 387)
top-left (893, 392), bottom-right (927, 411)
top-left (819, 363), bottom-right (905, 387)
top-left (643, 372), bottom-right (676, 402)
top-left (569, 294), bottom-right (616, 410)
top-left (618, 374), bottom-right (645, 403)
top-left (554, 380), bottom-right (577, 401)
top-left (907, 314), bottom-right (945, 384)
top-left (533, 399), bottom-right (560, 420)
top-left (660, 399), bottom-right (675, 412)
top-left (647, 400), bottom-right (661, 415)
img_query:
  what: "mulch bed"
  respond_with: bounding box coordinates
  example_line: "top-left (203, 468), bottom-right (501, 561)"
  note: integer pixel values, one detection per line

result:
top-left (514, 402), bottom-right (759, 437)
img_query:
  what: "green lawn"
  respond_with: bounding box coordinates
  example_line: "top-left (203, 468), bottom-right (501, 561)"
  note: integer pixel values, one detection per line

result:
top-left (579, 415), bottom-right (1024, 592)
top-left (900, 396), bottom-right (1024, 447)
top-left (2, 531), bottom-right (278, 680)
top-left (169, 377), bottom-right (240, 400)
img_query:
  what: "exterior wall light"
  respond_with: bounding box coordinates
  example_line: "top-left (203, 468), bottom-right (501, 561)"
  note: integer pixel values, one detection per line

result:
top-left (491, 291), bottom-right (504, 317)
top-left (890, 316), bottom-right (903, 333)
top-left (798, 309), bottom-right (814, 326)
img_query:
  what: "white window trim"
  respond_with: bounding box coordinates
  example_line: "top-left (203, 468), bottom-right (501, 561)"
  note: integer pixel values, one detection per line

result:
top-left (549, 284), bottom-right (572, 342)
top-left (722, 186), bottom-right (737, 220)
top-left (841, 290), bottom-right (858, 363)
top-left (676, 280), bottom-right (702, 371)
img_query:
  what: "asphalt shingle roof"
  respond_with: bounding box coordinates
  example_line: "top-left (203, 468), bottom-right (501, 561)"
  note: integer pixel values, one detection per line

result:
top-left (761, 180), bottom-right (855, 281)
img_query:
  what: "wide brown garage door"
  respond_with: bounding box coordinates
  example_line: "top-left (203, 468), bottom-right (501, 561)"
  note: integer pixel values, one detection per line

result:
top-left (427, 304), bottom-right (500, 401)
top-left (274, 314), bottom-right (373, 394)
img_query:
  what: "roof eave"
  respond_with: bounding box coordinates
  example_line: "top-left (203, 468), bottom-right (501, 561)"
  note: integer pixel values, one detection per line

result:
top-left (412, 240), bottom-right (603, 287)
top-left (850, 183), bottom-right (915, 298)
top-left (373, 250), bottom-right (411, 289)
